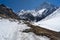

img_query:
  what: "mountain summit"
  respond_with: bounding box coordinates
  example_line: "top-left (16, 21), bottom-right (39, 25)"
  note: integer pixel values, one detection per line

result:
top-left (36, 2), bottom-right (59, 20)
top-left (36, 2), bottom-right (58, 10)
top-left (17, 2), bottom-right (58, 22)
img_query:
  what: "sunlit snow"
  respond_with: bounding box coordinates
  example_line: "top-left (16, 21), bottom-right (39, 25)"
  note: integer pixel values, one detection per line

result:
top-left (37, 8), bottom-right (46, 14)
top-left (34, 8), bottom-right (60, 32)
top-left (18, 8), bottom-right (46, 17)
top-left (0, 19), bottom-right (50, 40)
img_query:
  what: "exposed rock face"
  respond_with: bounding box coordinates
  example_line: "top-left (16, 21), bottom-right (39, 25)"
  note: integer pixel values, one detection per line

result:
top-left (0, 4), bottom-right (20, 20)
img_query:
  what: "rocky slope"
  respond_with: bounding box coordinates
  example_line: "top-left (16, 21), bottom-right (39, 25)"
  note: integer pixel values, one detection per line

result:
top-left (0, 4), bottom-right (20, 20)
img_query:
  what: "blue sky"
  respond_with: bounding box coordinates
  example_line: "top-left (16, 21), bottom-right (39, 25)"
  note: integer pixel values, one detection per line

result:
top-left (0, 0), bottom-right (60, 12)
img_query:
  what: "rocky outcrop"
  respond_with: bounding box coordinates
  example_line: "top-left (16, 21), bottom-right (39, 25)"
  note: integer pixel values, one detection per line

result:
top-left (0, 4), bottom-right (20, 20)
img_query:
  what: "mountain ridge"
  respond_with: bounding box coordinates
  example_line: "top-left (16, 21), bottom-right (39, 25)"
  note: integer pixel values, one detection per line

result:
top-left (17, 2), bottom-right (58, 22)
top-left (0, 4), bottom-right (20, 21)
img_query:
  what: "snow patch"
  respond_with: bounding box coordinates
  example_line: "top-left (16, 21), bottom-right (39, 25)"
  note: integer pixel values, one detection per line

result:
top-left (0, 19), bottom-right (50, 40)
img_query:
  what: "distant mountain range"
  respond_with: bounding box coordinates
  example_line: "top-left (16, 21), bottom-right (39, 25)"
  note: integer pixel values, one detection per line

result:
top-left (0, 2), bottom-right (59, 22)
top-left (17, 2), bottom-right (59, 22)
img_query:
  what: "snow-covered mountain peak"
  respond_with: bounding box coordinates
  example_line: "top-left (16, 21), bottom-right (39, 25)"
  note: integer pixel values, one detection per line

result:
top-left (34, 7), bottom-right (60, 32)
top-left (36, 2), bottom-right (58, 10)
top-left (37, 8), bottom-right (46, 15)
top-left (41, 7), bottom-right (60, 21)
top-left (17, 8), bottom-right (46, 22)
top-left (17, 2), bottom-right (58, 22)
top-left (18, 10), bottom-right (36, 16)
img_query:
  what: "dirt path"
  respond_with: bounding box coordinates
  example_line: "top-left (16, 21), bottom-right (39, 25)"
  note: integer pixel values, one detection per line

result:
top-left (23, 22), bottom-right (60, 40)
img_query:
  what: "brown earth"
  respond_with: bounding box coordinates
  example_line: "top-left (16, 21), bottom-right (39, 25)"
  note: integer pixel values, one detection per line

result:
top-left (0, 4), bottom-right (20, 20)
top-left (22, 21), bottom-right (60, 40)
